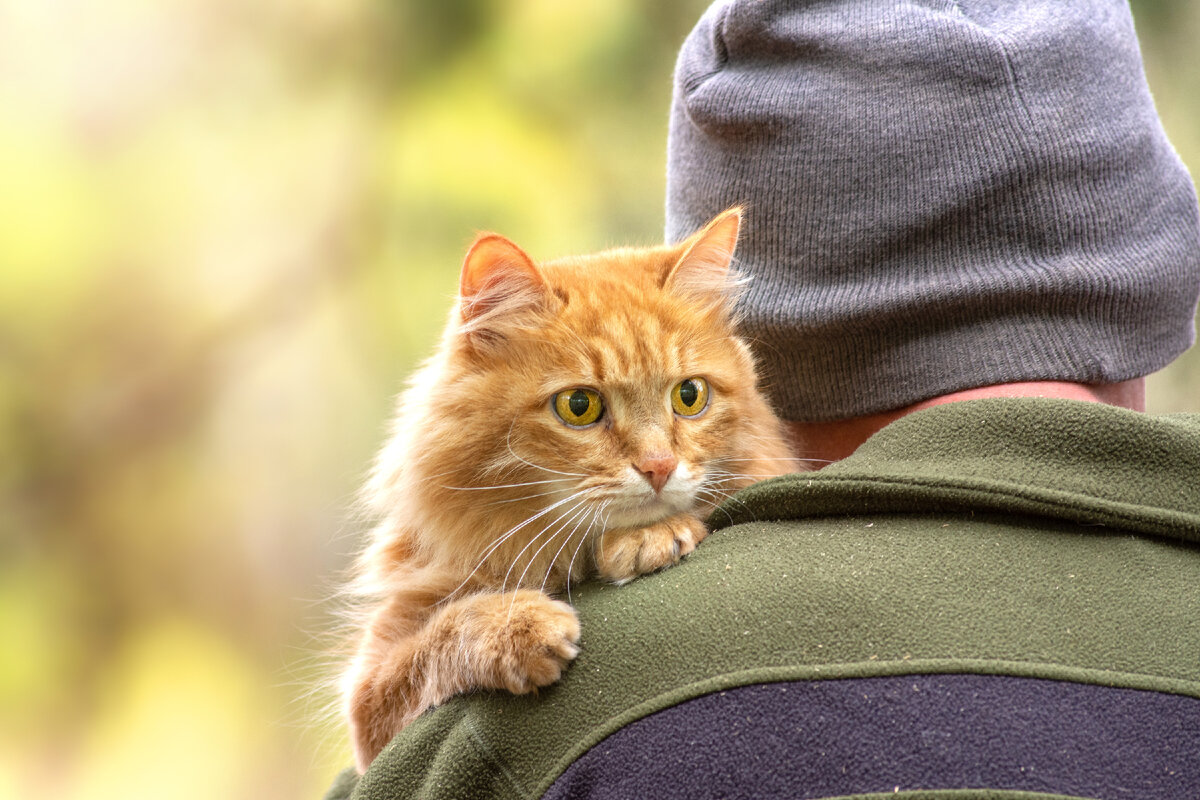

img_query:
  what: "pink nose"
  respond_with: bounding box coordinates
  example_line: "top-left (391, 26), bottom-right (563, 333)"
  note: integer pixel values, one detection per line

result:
top-left (635, 453), bottom-right (678, 494)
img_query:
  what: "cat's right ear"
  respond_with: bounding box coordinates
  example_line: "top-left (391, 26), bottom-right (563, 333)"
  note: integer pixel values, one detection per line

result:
top-left (664, 206), bottom-right (748, 314)
top-left (458, 234), bottom-right (551, 346)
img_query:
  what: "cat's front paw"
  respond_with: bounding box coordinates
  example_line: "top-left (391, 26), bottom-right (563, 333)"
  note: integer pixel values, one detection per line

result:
top-left (594, 512), bottom-right (707, 584)
top-left (468, 589), bottom-right (582, 695)
top-left (345, 589), bottom-right (579, 772)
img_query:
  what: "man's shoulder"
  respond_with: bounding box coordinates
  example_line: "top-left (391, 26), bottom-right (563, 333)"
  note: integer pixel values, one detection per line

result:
top-left (723, 397), bottom-right (1200, 543)
top-left (337, 398), bottom-right (1200, 800)
top-left (347, 512), bottom-right (1200, 799)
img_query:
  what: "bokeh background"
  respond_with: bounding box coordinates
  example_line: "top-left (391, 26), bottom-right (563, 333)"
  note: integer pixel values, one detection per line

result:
top-left (1, 1), bottom-right (1197, 799)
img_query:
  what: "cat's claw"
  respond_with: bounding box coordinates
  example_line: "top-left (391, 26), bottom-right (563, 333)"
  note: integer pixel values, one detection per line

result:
top-left (594, 513), bottom-right (708, 584)
top-left (346, 589), bottom-right (579, 772)
top-left (477, 590), bottom-right (582, 695)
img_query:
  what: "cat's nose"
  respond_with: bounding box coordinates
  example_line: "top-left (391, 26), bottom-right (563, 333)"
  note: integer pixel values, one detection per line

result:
top-left (635, 454), bottom-right (677, 494)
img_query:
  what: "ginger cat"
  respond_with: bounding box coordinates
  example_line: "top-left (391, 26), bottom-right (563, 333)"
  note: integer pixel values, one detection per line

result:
top-left (342, 208), bottom-right (799, 771)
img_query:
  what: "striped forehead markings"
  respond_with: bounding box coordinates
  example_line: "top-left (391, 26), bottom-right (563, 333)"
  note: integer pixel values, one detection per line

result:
top-left (584, 310), bottom-right (687, 383)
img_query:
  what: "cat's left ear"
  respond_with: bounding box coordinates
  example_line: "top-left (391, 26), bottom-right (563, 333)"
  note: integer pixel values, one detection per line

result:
top-left (663, 207), bottom-right (747, 312)
top-left (458, 233), bottom-right (552, 347)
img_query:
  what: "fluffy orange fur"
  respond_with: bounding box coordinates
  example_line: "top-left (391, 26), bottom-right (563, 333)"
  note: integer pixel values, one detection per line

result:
top-left (342, 208), bottom-right (800, 771)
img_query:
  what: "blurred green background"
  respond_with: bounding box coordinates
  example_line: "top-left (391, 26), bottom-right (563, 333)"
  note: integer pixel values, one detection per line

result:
top-left (1, 1), bottom-right (1196, 798)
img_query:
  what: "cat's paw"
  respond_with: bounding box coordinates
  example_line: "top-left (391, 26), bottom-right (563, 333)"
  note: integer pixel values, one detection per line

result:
top-left (467, 589), bottom-right (582, 695)
top-left (345, 589), bottom-right (580, 772)
top-left (594, 512), bottom-right (707, 584)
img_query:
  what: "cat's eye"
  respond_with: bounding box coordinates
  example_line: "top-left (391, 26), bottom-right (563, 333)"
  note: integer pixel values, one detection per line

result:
top-left (671, 377), bottom-right (709, 417)
top-left (553, 388), bottom-right (603, 427)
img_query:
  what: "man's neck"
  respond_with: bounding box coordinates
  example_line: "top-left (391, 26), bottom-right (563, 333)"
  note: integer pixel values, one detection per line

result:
top-left (787, 379), bottom-right (1146, 465)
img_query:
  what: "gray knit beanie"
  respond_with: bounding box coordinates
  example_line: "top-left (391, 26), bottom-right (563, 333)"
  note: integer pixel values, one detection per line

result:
top-left (667, 0), bottom-right (1200, 422)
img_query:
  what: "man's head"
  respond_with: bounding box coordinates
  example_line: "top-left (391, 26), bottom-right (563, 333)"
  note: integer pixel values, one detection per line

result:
top-left (666, 0), bottom-right (1200, 423)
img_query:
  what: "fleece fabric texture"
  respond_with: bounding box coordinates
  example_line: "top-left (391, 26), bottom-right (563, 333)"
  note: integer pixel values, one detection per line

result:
top-left (326, 398), bottom-right (1200, 800)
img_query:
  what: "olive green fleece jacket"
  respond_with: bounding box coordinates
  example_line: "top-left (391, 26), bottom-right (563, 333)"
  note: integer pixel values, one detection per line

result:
top-left (326, 398), bottom-right (1200, 800)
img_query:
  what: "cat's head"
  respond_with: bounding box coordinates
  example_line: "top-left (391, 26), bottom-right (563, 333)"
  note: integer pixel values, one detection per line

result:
top-left (395, 208), bottom-right (793, 575)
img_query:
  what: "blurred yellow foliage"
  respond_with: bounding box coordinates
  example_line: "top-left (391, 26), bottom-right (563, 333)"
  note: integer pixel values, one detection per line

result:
top-left (63, 620), bottom-right (271, 800)
top-left (0, 115), bottom-right (108, 316)
top-left (0, 1), bottom-right (1196, 799)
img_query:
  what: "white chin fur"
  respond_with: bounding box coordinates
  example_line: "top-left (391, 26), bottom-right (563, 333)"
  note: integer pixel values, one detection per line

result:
top-left (601, 464), bottom-right (698, 529)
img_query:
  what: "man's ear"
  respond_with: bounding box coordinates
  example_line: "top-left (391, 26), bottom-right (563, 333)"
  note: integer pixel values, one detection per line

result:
top-left (663, 206), bottom-right (747, 310)
top-left (458, 233), bottom-right (550, 344)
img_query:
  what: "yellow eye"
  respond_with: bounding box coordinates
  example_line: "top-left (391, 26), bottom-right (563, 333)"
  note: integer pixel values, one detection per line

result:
top-left (553, 388), bottom-right (603, 427)
top-left (671, 377), bottom-right (709, 417)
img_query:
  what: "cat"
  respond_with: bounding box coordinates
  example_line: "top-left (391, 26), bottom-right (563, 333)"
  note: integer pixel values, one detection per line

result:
top-left (341, 207), bottom-right (800, 772)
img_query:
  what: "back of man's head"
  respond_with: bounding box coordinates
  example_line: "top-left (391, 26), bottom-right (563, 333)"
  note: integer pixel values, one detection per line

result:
top-left (667, 0), bottom-right (1200, 422)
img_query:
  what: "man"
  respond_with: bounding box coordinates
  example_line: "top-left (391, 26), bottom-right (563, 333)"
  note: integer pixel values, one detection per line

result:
top-left (326, 1), bottom-right (1200, 797)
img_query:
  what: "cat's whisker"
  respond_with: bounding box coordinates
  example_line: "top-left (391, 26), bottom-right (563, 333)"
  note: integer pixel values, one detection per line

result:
top-left (411, 466), bottom-right (575, 491)
top-left (515, 502), bottom-right (591, 602)
top-left (697, 476), bottom-right (743, 493)
top-left (503, 420), bottom-right (588, 478)
top-left (694, 470), bottom-right (763, 523)
top-left (697, 470), bottom-right (756, 497)
top-left (706, 464), bottom-right (779, 481)
top-left (541, 498), bottom-right (594, 569)
top-left (502, 514), bottom-right (567, 595)
top-left (439, 478), bottom-right (573, 492)
top-left (503, 499), bottom-right (591, 622)
top-left (413, 467), bottom-right (468, 482)
top-left (719, 456), bottom-right (823, 463)
top-left (694, 484), bottom-right (741, 504)
top-left (564, 501), bottom-right (607, 605)
top-left (589, 504), bottom-right (616, 580)
top-left (510, 459), bottom-right (587, 479)
top-left (719, 455), bottom-right (832, 467)
top-left (701, 501), bottom-right (739, 527)
top-left (694, 486), bottom-right (746, 515)
top-left (541, 501), bottom-right (599, 596)
top-left (502, 496), bottom-right (590, 596)
top-left (439, 491), bottom-right (589, 605)
top-left (701, 487), bottom-right (758, 510)
top-left (699, 483), bottom-right (748, 501)
top-left (478, 488), bottom-right (571, 508)
top-left (694, 480), bottom-right (741, 498)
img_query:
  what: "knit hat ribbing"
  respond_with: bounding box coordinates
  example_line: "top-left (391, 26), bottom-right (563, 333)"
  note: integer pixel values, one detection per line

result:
top-left (666, 0), bottom-right (1200, 422)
